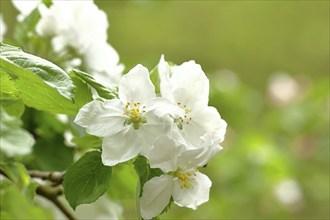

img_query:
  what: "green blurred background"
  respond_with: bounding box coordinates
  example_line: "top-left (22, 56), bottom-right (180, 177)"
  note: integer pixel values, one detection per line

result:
top-left (1, 0), bottom-right (329, 219)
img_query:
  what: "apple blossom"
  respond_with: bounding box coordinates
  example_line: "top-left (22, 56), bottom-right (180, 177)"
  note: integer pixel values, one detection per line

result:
top-left (74, 65), bottom-right (183, 166)
top-left (36, 0), bottom-right (124, 85)
top-left (140, 135), bottom-right (214, 219)
top-left (12, 0), bottom-right (124, 86)
top-left (158, 56), bottom-right (227, 151)
top-left (11, 0), bottom-right (40, 21)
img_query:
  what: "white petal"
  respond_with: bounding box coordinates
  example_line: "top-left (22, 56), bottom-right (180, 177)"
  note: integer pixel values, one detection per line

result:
top-left (173, 171), bottom-right (212, 210)
top-left (101, 127), bottom-right (143, 166)
top-left (192, 106), bottom-right (227, 138)
top-left (146, 97), bottom-right (184, 118)
top-left (84, 42), bottom-right (120, 72)
top-left (74, 99), bottom-right (127, 137)
top-left (0, 14), bottom-right (7, 41)
top-left (181, 139), bottom-right (222, 169)
top-left (37, 1), bottom-right (108, 53)
top-left (140, 175), bottom-right (174, 220)
top-left (139, 112), bottom-right (171, 155)
top-left (169, 60), bottom-right (209, 108)
top-left (84, 42), bottom-right (123, 86)
top-left (12, 0), bottom-right (39, 21)
top-left (119, 65), bottom-right (155, 104)
top-left (158, 55), bottom-right (175, 102)
top-left (147, 135), bottom-right (181, 173)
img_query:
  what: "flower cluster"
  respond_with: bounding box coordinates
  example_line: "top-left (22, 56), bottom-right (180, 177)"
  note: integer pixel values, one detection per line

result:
top-left (12, 0), bottom-right (123, 86)
top-left (75, 56), bottom-right (227, 219)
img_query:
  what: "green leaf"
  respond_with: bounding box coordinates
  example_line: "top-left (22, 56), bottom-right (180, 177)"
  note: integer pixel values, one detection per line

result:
top-left (108, 164), bottom-right (137, 199)
top-left (0, 162), bottom-right (37, 201)
top-left (0, 183), bottom-right (52, 219)
top-left (0, 43), bottom-right (78, 115)
top-left (63, 151), bottom-right (112, 210)
top-left (149, 65), bottom-right (160, 95)
top-left (0, 43), bottom-right (74, 99)
top-left (70, 69), bottom-right (118, 100)
top-left (134, 156), bottom-right (164, 219)
top-left (0, 107), bottom-right (35, 157)
top-left (13, 7), bottom-right (41, 47)
top-left (71, 133), bottom-right (101, 149)
top-left (0, 71), bottom-right (21, 100)
top-left (33, 136), bottom-right (74, 171)
top-left (134, 155), bottom-right (163, 197)
top-left (70, 74), bottom-right (93, 108)
top-left (1, 99), bottom-right (25, 118)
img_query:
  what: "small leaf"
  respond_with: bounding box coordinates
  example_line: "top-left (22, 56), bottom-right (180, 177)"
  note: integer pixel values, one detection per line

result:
top-left (70, 74), bottom-right (93, 108)
top-left (13, 7), bottom-right (41, 47)
top-left (134, 156), bottom-right (149, 192)
top-left (70, 69), bottom-right (118, 99)
top-left (149, 65), bottom-right (160, 95)
top-left (63, 151), bottom-right (112, 210)
top-left (134, 155), bottom-right (163, 196)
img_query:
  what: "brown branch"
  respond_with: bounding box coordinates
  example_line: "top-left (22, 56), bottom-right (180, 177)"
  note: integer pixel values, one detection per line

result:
top-left (36, 185), bottom-right (77, 220)
top-left (28, 170), bottom-right (64, 186)
top-left (0, 169), bottom-right (76, 220)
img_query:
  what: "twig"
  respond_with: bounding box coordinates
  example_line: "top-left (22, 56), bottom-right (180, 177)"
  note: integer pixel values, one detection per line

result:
top-left (36, 185), bottom-right (77, 220)
top-left (0, 169), bottom-right (76, 220)
top-left (28, 170), bottom-right (64, 185)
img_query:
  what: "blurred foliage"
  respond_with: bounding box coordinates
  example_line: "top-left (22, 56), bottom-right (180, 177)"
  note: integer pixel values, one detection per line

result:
top-left (0, 0), bottom-right (329, 219)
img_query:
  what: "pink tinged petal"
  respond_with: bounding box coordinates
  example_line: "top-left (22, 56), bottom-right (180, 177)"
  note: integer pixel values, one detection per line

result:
top-left (173, 171), bottom-right (212, 210)
top-left (119, 65), bottom-right (156, 104)
top-left (140, 175), bottom-right (174, 220)
top-left (74, 99), bottom-right (127, 137)
top-left (101, 127), bottom-right (143, 166)
top-left (147, 135), bottom-right (182, 173)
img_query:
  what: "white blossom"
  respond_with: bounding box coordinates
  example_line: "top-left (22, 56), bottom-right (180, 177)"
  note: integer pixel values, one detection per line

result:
top-left (268, 72), bottom-right (300, 106)
top-left (37, 1), bottom-right (108, 54)
top-left (140, 135), bottom-right (213, 219)
top-left (274, 179), bottom-right (303, 206)
top-left (11, 0), bottom-right (40, 21)
top-left (12, 0), bottom-right (124, 86)
top-left (158, 56), bottom-right (227, 154)
top-left (36, 0), bottom-right (124, 85)
top-left (74, 65), bottom-right (183, 166)
top-left (0, 14), bottom-right (6, 42)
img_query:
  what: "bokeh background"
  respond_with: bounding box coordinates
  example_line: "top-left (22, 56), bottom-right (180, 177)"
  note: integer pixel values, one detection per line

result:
top-left (1, 0), bottom-right (329, 219)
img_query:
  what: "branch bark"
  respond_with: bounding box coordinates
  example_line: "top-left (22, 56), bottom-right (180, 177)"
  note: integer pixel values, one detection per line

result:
top-left (36, 185), bottom-right (77, 220)
top-left (0, 169), bottom-right (76, 220)
top-left (28, 170), bottom-right (64, 185)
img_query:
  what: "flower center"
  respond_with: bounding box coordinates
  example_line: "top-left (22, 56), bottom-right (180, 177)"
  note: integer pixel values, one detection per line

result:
top-left (123, 102), bottom-right (147, 129)
top-left (175, 102), bottom-right (192, 129)
top-left (175, 169), bottom-right (197, 189)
